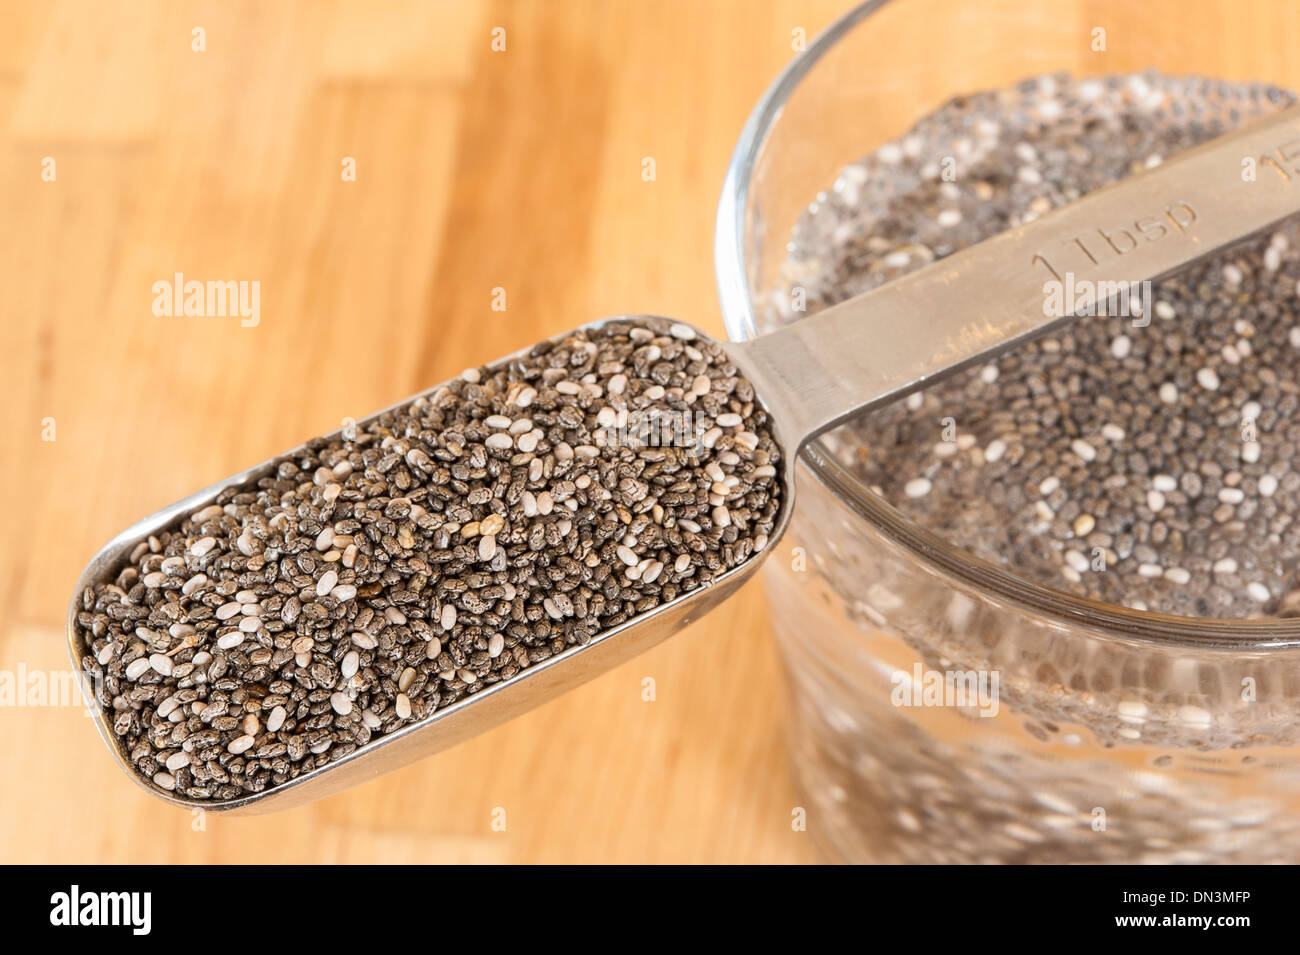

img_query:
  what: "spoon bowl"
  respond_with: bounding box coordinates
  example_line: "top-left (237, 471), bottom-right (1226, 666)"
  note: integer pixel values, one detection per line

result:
top-left (67, 315), bottom-right (797, 814)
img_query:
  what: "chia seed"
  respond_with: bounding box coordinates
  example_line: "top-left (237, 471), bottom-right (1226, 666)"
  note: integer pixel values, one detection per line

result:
top-left (74, 317), bottom-right (781, 800)
top-left (781, 70), bottom-right (1300, 620)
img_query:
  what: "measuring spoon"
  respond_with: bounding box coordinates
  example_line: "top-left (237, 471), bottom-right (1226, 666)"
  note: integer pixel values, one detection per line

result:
top-left (69, 104), bottom-right (1300, 811)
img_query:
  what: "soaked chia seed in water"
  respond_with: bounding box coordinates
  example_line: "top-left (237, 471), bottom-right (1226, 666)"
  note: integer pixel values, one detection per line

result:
top-left (780, 71), bottom-right (1300, 620)
top-left (772, 73), bottom-right (1300, 862)
top-left (74, 317), bottom-right (781, 801)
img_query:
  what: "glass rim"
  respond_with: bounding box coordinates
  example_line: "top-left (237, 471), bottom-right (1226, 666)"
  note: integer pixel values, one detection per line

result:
top-left (712, 0), bottom-right (1300, 650)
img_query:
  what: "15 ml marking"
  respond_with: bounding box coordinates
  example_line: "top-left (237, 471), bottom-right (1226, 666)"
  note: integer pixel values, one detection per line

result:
top-left (1260, 137), bottom-right (1300, 182)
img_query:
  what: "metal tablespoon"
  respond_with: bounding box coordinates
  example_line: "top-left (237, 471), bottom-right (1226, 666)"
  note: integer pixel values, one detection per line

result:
top-left (70, 105), bottom-right (1300, 812)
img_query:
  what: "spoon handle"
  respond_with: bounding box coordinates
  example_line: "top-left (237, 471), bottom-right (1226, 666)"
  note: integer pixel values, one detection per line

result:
top-left (734, 105), bottom-right (1300, 447)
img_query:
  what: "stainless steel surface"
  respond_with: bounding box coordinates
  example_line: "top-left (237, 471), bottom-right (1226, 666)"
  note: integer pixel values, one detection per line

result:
top-left (737, 104), bottom-right (1300, 443)
top-left (70, 105), bottom-right (1300, 812)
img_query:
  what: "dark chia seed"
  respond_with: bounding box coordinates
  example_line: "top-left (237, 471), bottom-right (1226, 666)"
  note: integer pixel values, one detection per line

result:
top-left (75, 317), bottom-right (782, 800)
top-left (780, 71), bottom-right (1300, 620)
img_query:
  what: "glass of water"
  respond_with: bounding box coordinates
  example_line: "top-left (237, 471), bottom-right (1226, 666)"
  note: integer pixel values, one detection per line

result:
top-left (716, 0), bottom-right (1300, 863)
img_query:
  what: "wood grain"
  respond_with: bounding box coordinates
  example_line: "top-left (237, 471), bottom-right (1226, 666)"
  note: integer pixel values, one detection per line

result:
top-left (1, 0), bottom-right (843, 865)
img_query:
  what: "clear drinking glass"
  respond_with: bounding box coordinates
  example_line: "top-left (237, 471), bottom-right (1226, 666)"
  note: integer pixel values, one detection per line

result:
top-left (716, 0), bottom-right (1300, 863)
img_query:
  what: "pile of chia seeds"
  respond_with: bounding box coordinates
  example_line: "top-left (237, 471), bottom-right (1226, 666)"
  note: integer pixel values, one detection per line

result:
top-left (75, 317), bottom-right (781, 801)
top-left (781, 71), bottom-right (1300, 619)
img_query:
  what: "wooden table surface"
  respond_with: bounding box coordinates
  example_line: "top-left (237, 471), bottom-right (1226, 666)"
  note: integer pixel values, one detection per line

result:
top-left (1, 0), bottom-right (856, 864)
